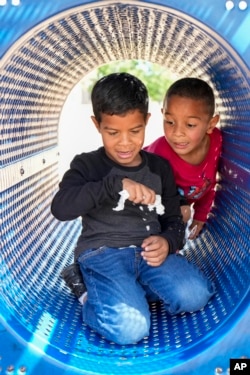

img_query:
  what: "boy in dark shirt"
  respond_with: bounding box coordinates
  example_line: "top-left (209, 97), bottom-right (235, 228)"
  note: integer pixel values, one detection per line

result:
top-left (51, 73), bottom-right (215, 345)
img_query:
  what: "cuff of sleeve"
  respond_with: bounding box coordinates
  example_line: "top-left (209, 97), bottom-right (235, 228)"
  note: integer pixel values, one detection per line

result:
top-left (180, 198), bottom-right (189, 206)
top-left (193, 212), bottom-right (208, 222)
top-left (161, 234), bottom-right (183, 255)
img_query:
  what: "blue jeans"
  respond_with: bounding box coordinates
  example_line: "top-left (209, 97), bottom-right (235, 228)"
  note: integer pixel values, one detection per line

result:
top-left (78, 246), bottom-right (215, 345)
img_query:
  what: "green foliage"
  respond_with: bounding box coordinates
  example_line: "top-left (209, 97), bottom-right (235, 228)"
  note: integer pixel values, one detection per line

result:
top-left (84, 60), bottom-right (177, 103)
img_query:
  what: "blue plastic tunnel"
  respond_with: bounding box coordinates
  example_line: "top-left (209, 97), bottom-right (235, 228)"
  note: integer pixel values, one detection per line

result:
top-left (0, 1), bottom-right (249, 374)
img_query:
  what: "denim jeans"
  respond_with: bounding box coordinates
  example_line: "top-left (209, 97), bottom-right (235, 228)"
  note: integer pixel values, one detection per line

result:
top-left (78, 246), bottom-right (215, 345)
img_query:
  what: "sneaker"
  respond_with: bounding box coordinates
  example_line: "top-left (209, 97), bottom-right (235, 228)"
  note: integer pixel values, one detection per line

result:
top-left (61, 263), bottom-right (87, 299)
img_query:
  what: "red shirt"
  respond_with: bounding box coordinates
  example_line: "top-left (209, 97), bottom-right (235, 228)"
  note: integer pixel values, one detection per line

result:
top-left (144, 128), bottom-right (222, 222)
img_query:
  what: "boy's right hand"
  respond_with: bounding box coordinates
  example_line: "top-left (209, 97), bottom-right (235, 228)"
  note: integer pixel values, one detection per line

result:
top-left (122, 178), bottom-right (156, 205)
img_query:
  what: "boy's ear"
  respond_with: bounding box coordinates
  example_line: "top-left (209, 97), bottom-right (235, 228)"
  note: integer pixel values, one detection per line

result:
top-left (91, 116), bottom-right (101, 132)
top-left (207, 114), bottom-right (220, 134)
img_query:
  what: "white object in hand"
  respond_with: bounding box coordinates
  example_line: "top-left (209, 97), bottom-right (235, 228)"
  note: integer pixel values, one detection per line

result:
top-left (113, 190), bottom-right (130, 211)
top-left (148, 194), bottom-right (165, 215)
top-left (113, 190), bottom-right (165, 215)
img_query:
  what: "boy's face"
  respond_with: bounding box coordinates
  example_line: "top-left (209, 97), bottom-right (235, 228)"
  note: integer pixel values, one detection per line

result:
top-left (162, 95), bottom-right (219, 161)
top-left (92, 109), bottom-right (150, 167)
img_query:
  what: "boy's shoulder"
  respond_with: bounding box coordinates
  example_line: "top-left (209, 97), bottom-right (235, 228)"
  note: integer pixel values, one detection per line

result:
top-left (144, 136), bottom-right (174, 160)
top-left (70, 148), bottom-right (106, 172)
top-left (212, 127), bottom-right (222, 138)
top-left (142, 149), bottom-right (172, 169)
top-left (144, 136), bottom-right (166, 151)
top-left (72, 147), bottom-right (103, 162)
top-left (210, 127), bottom-right (222, 148)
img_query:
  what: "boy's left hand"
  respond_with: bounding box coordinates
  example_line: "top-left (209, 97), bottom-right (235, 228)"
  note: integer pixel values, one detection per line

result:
top-left (141, 236), bottom-right (169, 267)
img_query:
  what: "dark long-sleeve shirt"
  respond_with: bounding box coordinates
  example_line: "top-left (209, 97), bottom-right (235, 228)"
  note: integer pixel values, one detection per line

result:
top-left (51, 147), bottom-right (185, 259)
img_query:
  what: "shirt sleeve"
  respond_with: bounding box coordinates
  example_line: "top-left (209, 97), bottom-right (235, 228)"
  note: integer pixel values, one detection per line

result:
top-left (192, 184), bottom-right (216, 222)
top-left (193, 128), bottom-right (222, 222)
top-left (144, 137), bottom-right (168, 159)
top-left (155, 158), bottom-right (185, 253)
top-left (51, 154), bottom-right (122, 221)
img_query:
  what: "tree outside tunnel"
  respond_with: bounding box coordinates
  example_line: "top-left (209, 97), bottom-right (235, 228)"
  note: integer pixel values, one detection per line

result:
top-left (81, 59), bottom-right (178, 103)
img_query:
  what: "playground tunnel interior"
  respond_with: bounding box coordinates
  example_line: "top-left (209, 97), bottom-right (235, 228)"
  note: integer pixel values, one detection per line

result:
top-left (0, 2), bottom-right (250, 374)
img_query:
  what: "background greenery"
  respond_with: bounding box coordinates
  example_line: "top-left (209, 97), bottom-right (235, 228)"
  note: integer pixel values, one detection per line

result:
top-left (82, 60), bottom-right (178, 103)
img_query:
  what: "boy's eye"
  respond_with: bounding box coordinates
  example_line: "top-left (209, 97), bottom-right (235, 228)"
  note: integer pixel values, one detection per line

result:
top-left (108, 131), bottom-right (118, 136)
top-left (164, 119), bottom-right (174, 126)
top-left (187, 123), bottom-right (196, 128)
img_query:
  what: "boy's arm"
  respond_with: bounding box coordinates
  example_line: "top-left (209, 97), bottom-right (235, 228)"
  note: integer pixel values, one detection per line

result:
top-left (159, 215), bottom-right (185, 253)
top-left (158, 161), bottom-right (185, 253)
top-left (192, 185), bottom-right (216, 223)
top-left (141, 190), bottom-right (184, 266)
top-left (51, 154), bottom-right (122, 221)
top-left (193, 128), bottom-right (222, 223)
top-left (187, 182), bottom-right (218, 239)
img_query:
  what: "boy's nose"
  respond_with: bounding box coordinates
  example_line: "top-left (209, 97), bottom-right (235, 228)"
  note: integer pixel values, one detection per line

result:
top-left (119, 134), bottom-right (131, 145)
top-left (173, 124), bottom-right (184, 136)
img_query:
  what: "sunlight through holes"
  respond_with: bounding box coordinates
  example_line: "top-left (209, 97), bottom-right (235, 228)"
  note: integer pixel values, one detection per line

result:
top-left (0, 0), bottom-right (21, 5)
top-left (225, 1), bottom-right (248, 10)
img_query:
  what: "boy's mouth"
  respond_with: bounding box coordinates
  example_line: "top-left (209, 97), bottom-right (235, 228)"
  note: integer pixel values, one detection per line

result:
top-left (173, 142), bottom-right (189, 149)
top-left (117, 151), bottom-right (133, 158)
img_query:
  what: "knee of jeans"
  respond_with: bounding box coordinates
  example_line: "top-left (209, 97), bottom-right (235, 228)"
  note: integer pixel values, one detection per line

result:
top-left (107, 303), bottom-right (150, 345)
top-left (166, 279), bottom-right (215, 314)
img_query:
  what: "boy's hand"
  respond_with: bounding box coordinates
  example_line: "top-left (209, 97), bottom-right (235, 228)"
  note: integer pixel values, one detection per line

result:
top-left (122, 178), bottom-right (156, 205)
top-left (188, 220), bottom-right (205, 239)
top-left (181, 205), bottom-right (191, 223)
top-left (141, 235), bottom-right (169, 266)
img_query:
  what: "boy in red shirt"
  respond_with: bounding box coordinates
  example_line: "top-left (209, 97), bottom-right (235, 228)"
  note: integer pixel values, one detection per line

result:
top-left (145, 78), bottom-right (222, 239)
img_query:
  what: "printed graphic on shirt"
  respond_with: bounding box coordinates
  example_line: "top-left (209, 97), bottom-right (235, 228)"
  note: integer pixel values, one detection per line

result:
top-left (178, 173), bottom-right (212, 200)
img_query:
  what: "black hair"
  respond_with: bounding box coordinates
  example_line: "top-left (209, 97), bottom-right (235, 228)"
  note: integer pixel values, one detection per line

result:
top-left (164, 77), bottom-right (215, 116)
top-left (91, 72), bottom-right (149, 123)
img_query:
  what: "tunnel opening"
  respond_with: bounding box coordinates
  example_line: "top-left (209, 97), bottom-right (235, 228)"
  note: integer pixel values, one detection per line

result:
top-left (0, 2), bottom-right (249, 374)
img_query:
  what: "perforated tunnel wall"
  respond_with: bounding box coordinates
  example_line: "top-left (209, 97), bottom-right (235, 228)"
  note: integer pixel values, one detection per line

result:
top-left (0, 1), bottom-right (250, 375)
